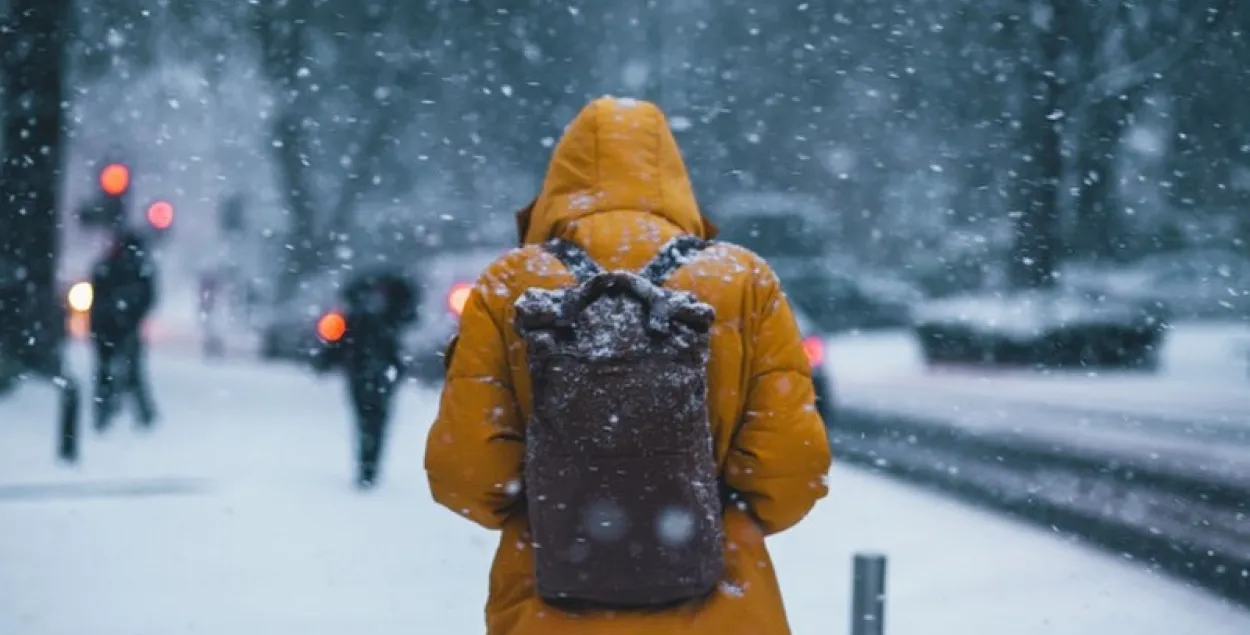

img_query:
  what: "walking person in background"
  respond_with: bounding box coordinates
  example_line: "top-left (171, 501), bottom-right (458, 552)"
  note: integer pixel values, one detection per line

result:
top-left (89, 228), bottom-right (158, 432)
top-left (198, 269), bottom-right (224, 358)
top-left (425, 96), bottom-right (832, 635)
top-left (314, 268), bottom-right (418, 489)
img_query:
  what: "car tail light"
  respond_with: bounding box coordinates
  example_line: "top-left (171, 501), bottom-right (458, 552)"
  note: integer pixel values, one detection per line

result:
top-left (801, 336), bottom-right (825, 368)
top-left (317, 311), bottom-right (347, 342)
top-left (447, 282), bottom-right (473, 317)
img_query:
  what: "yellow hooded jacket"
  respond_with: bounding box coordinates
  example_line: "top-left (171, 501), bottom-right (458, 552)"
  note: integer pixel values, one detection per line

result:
top-left (425, 96), bottom-right (832, 635)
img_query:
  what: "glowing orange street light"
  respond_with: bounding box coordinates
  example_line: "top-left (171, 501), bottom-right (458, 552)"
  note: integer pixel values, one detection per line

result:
top-left (99, 163), bottom-right (130, 196)
top-left (146, 200), bottom-right (174, 230)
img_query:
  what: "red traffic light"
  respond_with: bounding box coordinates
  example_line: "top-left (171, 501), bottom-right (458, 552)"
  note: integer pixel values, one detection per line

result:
top-left (146, 200), bottom-right (174, 230)
top-left (317, 311), bottom-right (347, 342)
top-left (99, 163), bottom-right (130, 196)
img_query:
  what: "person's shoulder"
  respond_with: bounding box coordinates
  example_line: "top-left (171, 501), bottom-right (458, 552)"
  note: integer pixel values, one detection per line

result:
top-left (477, 244), bottom-right (567, 283)
top-left (694, 240), bottom-right (782, 288)
top-left (465, 245), bottom-right (545, 310)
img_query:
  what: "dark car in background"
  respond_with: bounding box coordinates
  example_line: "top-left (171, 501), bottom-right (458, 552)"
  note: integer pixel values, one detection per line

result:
top-left (912, 287), bottom-right (1168, 371)
top-left (712, 191), bottom-right (919, 333)
top-left (791, 304), bottom-right (836, 426)
top-left (773, 264), bottom-right (918, 332)
top-left (256, 252), bottom-right (499, 377)
top-left (257, 269), bottom-right (352, 365)
top-left (404, 247), bottom-right (508, 386)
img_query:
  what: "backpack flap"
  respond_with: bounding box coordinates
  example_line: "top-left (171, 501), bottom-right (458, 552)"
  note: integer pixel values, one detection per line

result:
top-left (559, 271), bottom-right (713, 336)
top-left (515, 271), bottom-right (714, 358)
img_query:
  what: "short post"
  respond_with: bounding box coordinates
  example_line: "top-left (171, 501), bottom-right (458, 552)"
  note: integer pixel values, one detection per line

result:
top-left (850, 552), bottom-right (887, 635)
top-left (55, 374), bottom-right (79, 463)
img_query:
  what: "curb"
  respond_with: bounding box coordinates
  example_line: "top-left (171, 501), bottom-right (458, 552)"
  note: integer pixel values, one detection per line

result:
top-left (830, 406), bottom-right (1250, 608)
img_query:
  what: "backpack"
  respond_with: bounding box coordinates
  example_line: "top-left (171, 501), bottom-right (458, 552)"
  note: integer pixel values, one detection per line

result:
top-left (513, 235), bottom-right (724, 608)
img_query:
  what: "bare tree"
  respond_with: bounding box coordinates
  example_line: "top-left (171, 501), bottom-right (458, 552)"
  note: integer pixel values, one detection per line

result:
top-left (1007, 0), bottom-right (1233, 287)
top-left (253, 0), bottom-right (431, 299)
top-left (1067, 0), bottom-right (1234, 261)
top-left (1007, 0), bottom-right (1067, 289)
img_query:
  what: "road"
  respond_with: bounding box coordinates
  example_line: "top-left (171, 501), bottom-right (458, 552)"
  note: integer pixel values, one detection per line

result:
top-left (823, 324), bottom-right (1250, 479)
top-left (1, 344), bottom-right (1248, 634)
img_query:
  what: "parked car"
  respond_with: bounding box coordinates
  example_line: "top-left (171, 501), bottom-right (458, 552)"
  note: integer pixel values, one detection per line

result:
top-left (778, 265), bottom-right (918, 332)
top-left (404, 247), bottom-right (509, 386)
top-left (791, 304), bottom-right (836, 426)
top-left (912, 287), bottom-right (1167, 370)
top-left (1063, 248), bottom-right (1250, 321)
top-left (712, 191), bottom-right (916, 333)
top-left (257, 269), bottom-right (352, 365)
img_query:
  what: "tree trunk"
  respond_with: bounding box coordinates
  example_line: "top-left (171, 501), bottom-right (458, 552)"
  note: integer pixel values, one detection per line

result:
top-left (256, 0), bottom-right (323, 300)
top-left (271, 111), bottom-right (322, 300)
top-left (0, 0), bottom-right (71, 376)
top-left (328, 103), bottom-right (402, 239)
top-left (1073, 93), bottom-right (1137, 262)
top-left (1009, 0), bottom-right (1065, 290)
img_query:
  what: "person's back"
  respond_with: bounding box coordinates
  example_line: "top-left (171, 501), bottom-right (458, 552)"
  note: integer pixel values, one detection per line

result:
top-left (90, 230), bottom-right (156, 340)
top-left (88, 229), bottom-right (158, 429)
top-left (333, 269), bottom-right (418, 487)
top-left (425, 97), bottom-right (832, 635)
top-left (339, 270), bottom-right (417, 372)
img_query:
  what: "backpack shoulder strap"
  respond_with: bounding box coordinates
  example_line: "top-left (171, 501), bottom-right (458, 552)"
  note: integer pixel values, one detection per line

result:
top-left (640, 235), bottom-right (711, 286)
top-left (542, 238), bottom-right (604, 283)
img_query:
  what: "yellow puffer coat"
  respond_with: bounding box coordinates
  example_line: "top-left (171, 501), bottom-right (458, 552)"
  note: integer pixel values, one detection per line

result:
top-left (425, 96), bottom-right (832, 635)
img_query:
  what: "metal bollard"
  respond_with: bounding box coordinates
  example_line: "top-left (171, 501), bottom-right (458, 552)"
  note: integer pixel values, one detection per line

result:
top-left (55, 375), bottom-right (79, 463)
top-left (850, 552), bottom-right (887, 635)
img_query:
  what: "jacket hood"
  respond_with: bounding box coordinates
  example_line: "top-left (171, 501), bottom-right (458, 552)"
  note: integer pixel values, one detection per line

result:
top-left (516, 96), bottom-right (717, 245)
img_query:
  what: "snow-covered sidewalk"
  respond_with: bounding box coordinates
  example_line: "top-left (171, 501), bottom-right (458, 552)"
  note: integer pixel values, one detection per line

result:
top-left (1, 347), bottom-right (1247, 634)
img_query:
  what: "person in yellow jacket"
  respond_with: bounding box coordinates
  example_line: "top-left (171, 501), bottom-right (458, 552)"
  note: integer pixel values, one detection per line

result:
top-left (425, 96), bottom-right (832, 635)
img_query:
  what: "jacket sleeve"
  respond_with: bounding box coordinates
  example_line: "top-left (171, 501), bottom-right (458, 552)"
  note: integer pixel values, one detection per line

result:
top-left (723, 264), bottom-right (832, 536)
top-left (424, 269), bottom-right (525, 530)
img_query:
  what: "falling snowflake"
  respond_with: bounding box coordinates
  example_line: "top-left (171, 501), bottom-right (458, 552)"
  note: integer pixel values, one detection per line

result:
top-left (655, 507), bottom-right (697, 547)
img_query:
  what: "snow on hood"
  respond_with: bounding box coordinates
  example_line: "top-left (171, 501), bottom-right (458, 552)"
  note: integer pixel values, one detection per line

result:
top-left (516, 96), bottom-right (717, 246)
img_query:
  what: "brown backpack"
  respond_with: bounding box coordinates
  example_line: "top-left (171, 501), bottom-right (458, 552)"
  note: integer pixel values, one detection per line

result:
top-left (513, 235), bottom-right (724, 608)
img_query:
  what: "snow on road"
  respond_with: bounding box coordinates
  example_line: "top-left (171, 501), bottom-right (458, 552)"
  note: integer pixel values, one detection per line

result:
top-left (1, 346), bottom-right (1248, 634)
top-left (827, 321), bottom-right (1250, 424)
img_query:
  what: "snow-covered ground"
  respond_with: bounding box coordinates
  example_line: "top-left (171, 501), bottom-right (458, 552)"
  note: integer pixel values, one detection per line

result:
top-left (827, 322), bottom-right (1250, 423)
top-left (1, 346), bottom-right (1248, 634)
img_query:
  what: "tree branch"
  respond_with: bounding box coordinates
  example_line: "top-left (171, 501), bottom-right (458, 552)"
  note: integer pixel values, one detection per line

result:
top-left (1075, 0), bottom-right (1232, 108)
top-left (327, 64), bottom-right (421, 236)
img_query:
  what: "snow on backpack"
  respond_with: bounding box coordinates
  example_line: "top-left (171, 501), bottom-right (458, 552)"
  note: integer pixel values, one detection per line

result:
top-left (513, 235), bottom-right (724, 608)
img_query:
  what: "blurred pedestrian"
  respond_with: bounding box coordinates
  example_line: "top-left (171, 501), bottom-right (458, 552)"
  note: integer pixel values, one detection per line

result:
top-left (314, 268), bottom-right (418, 488)
top-left (89, 228), bottom-right (158, 431)
top-left (198, 270), bottom-right (224, 358)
